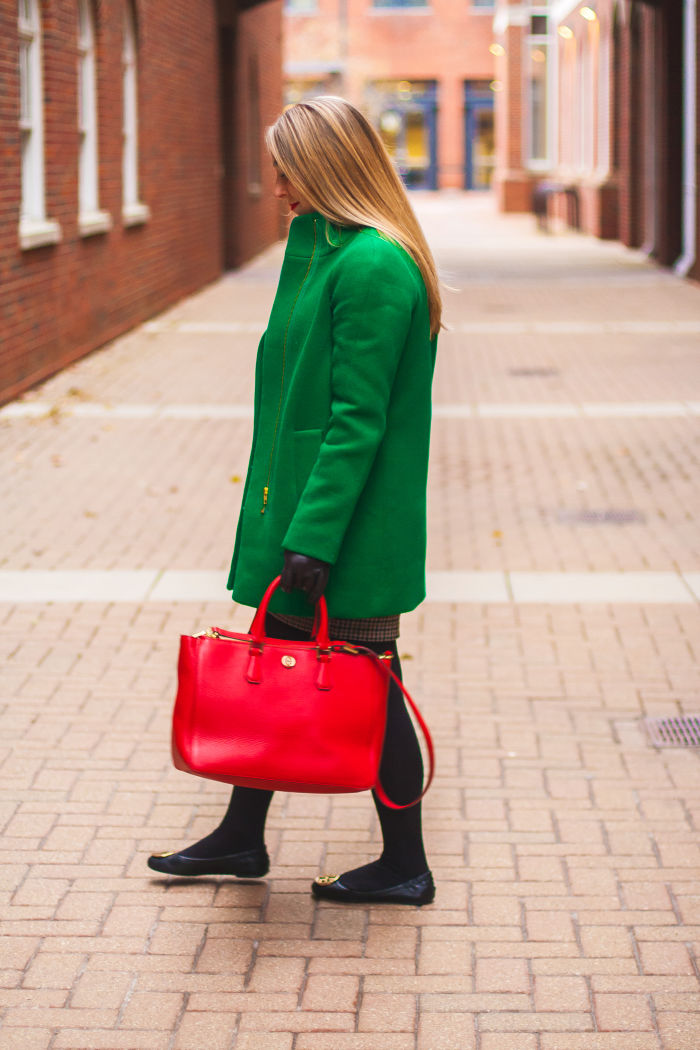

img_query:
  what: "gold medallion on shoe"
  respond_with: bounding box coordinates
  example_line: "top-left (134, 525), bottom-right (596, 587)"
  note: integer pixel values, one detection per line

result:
top-left (314, 874), bottom-right (340, 886)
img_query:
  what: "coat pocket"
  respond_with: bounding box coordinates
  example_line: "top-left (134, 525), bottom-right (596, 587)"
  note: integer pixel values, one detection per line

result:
top-left (293, 428), bottom-right (324, 497)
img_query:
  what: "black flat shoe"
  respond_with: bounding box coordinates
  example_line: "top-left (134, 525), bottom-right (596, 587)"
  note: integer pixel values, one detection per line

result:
top-left (311, 870), bottom-right (435, 906)
top-left (147, 845), bottom-right (269, 878)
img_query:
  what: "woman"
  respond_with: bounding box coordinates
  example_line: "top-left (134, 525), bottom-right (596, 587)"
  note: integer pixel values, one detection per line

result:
top-left (149, 97), bottom-right (441, 906)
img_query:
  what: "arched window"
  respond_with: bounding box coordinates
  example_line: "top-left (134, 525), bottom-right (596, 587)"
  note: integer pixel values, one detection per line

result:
top-left (18, 0), bottom-right (61, 248)
top-left (122, 2), bottom-right (149, 225)
top-left (77, 0), bottom-right (111, 234)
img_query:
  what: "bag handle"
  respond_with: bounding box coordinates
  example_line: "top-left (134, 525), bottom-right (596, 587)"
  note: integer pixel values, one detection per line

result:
top-left (331, 644), bottom-right (435, 811)
top-left (248, 575), bottom-right (330, 649)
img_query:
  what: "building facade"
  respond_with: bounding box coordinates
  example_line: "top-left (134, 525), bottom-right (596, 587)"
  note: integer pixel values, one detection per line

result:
top-left (1, 0), bottom-right (283, 406)
top-left (492, 0), bottom-right (699, 280)
top-left (284, 0), bottom-right (497, 191)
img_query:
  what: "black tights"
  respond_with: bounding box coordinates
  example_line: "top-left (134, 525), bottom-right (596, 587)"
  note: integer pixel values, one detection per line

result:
top-left (186, 613), bottom-right (429, 883)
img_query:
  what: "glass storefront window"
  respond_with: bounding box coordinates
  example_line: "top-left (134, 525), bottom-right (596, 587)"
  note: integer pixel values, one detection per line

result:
top-left (366, 80), bottom-right (437, 189)
top-left (372, 0), bottom-right (428, 7)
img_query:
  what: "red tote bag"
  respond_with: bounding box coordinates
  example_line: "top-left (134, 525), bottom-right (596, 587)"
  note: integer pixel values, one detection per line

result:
top-left (171, 577), bottom-right (433, 809)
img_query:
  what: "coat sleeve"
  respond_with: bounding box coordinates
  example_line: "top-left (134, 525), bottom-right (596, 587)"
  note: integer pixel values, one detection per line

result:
top-left (283, 240), bottom-right (419, 564)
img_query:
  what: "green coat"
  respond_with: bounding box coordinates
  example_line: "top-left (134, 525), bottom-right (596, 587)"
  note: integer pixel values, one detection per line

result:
top-left (227, 211), bottom-right (438, 618)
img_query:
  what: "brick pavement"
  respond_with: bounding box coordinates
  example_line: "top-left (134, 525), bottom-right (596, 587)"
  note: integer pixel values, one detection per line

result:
top-left (2, 194), bottom-right (700, 1049)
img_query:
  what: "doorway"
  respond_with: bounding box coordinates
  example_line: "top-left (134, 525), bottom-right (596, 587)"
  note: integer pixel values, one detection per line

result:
top-left (366, 80), bottom-right (438, 190)
top-left (464, 82), bottom-right (495, 190)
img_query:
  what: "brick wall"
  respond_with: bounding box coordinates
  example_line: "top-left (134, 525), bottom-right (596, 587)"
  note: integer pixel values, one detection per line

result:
top-left (228, 0), bottom-right (285, 267)
top-left (0, 0), bottom-right (282, 406)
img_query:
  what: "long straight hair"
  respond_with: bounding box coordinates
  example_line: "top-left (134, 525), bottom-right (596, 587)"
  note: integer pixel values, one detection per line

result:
top-left (265, 97), bottom-right (442, 336)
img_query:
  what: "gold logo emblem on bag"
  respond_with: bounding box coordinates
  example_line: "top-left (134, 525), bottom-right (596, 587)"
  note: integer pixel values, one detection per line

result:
top-left (281, 655), bottom-right (296, 668)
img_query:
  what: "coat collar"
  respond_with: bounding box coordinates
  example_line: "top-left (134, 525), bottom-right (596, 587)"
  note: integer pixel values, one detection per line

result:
top-left (285, 212), bottom-right (361, 259)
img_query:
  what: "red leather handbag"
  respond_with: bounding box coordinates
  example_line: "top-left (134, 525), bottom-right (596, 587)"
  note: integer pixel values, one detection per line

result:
top-left (171, 577), bottom-right (433, 809)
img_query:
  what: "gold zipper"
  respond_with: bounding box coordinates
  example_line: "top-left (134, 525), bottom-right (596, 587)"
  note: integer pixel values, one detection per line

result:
top-left (261, 219), bottom-right (317, 514)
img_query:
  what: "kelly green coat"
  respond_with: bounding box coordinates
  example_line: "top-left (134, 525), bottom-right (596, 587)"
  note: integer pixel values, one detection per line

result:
top-left (227, 211), bottom-right (438, 618)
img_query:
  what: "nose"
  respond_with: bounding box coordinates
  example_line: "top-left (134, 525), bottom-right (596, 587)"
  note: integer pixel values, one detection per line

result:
top-left (273, 173), bottom-right (287, 199)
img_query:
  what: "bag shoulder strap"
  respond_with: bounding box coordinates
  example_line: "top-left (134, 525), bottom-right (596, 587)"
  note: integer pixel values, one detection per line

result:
top-left (332, 645), bottom-right (435, 811)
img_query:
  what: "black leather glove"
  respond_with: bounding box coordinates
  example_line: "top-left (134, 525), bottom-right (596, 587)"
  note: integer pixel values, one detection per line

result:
top-left (280, 550), bottom-right (330, 604)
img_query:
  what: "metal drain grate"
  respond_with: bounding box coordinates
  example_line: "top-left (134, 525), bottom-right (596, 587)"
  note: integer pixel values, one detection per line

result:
top-left (508, 367), bottom-right (559, 377)
top-left (645, 716), bottom-right (700, 748)
top-left (557, 509), bottom-right (646, 526)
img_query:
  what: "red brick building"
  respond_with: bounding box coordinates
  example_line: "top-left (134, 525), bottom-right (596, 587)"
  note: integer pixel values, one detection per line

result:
top-left (0, 0), bottom-right (283, 406)
top-left (492, 0), bottom-right (699, 281)
top-left (284, 0), bottom-right (496, 191)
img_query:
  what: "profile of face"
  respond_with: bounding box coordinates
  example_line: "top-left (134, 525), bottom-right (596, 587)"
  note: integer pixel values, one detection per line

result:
top-left (273, 164), bottom-right (314, 216)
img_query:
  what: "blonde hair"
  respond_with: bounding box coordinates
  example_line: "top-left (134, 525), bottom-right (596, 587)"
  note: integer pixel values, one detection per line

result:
top-left (266, 96), bottom-right (442, 336)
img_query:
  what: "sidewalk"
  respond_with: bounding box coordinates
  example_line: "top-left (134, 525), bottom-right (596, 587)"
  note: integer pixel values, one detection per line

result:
top-left (1, 192), bottom-right (700, 1050)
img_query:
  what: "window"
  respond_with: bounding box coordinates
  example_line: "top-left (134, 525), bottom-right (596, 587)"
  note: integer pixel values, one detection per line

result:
top-left (525, 13), bottom-right (549, 166)
top-left (247, 56), bottom-right (262, 193)
top-left (18, 0), bottom-right (60, 248)
top-left (285, 0), bottom-right (317, 11)
top-left (372, 0), bottom-right (428, 9)
top-left (471, 0), bottom-right (494, 8)
top-left (576, 31), bottom-right (596, 172)
top-left (122, 3), bottom-right (137, 206)
top-left (527, 44), bottom-right (548, 162)
top-left (596, 23), bottom-right (609, 175)
top-left (77, 0), bottom-right (111, 234)
top-left (122, 1), bottom-right (148, 224)
top-left (77, 0), bottom-right (97, 211)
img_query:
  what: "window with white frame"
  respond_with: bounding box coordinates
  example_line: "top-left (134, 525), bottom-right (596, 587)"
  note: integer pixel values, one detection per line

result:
top-left (526, 13), bottom-right (549, 166)
top-left (558, 31), bottom-right (576, 170)
top-left (18, 0), bottom-right (60, 247)
top-left (122, 3), bottom-right (138, 208)
top-left (121, 2), bottom-right (149, 225)
top-left (579, 33), bottom-right (594, 171)
top-left (596, 24), bottom-right (610, 175)
top-left (77, 0), bottom-right (100, 218)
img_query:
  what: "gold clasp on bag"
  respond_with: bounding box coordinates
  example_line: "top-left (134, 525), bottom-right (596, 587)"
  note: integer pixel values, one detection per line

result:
top-left (281, 655), bottom-right (296, 668)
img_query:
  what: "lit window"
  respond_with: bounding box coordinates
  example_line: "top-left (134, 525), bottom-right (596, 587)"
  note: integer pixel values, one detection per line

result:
top-left (285, 0), bottom-right (317, 11)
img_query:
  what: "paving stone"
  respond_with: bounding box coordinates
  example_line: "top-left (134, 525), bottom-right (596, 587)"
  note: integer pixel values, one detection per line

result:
top-left (2, 194), bottom-right (700, 1050)
top-left (417, 1012), bottom-right (476, 1049)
